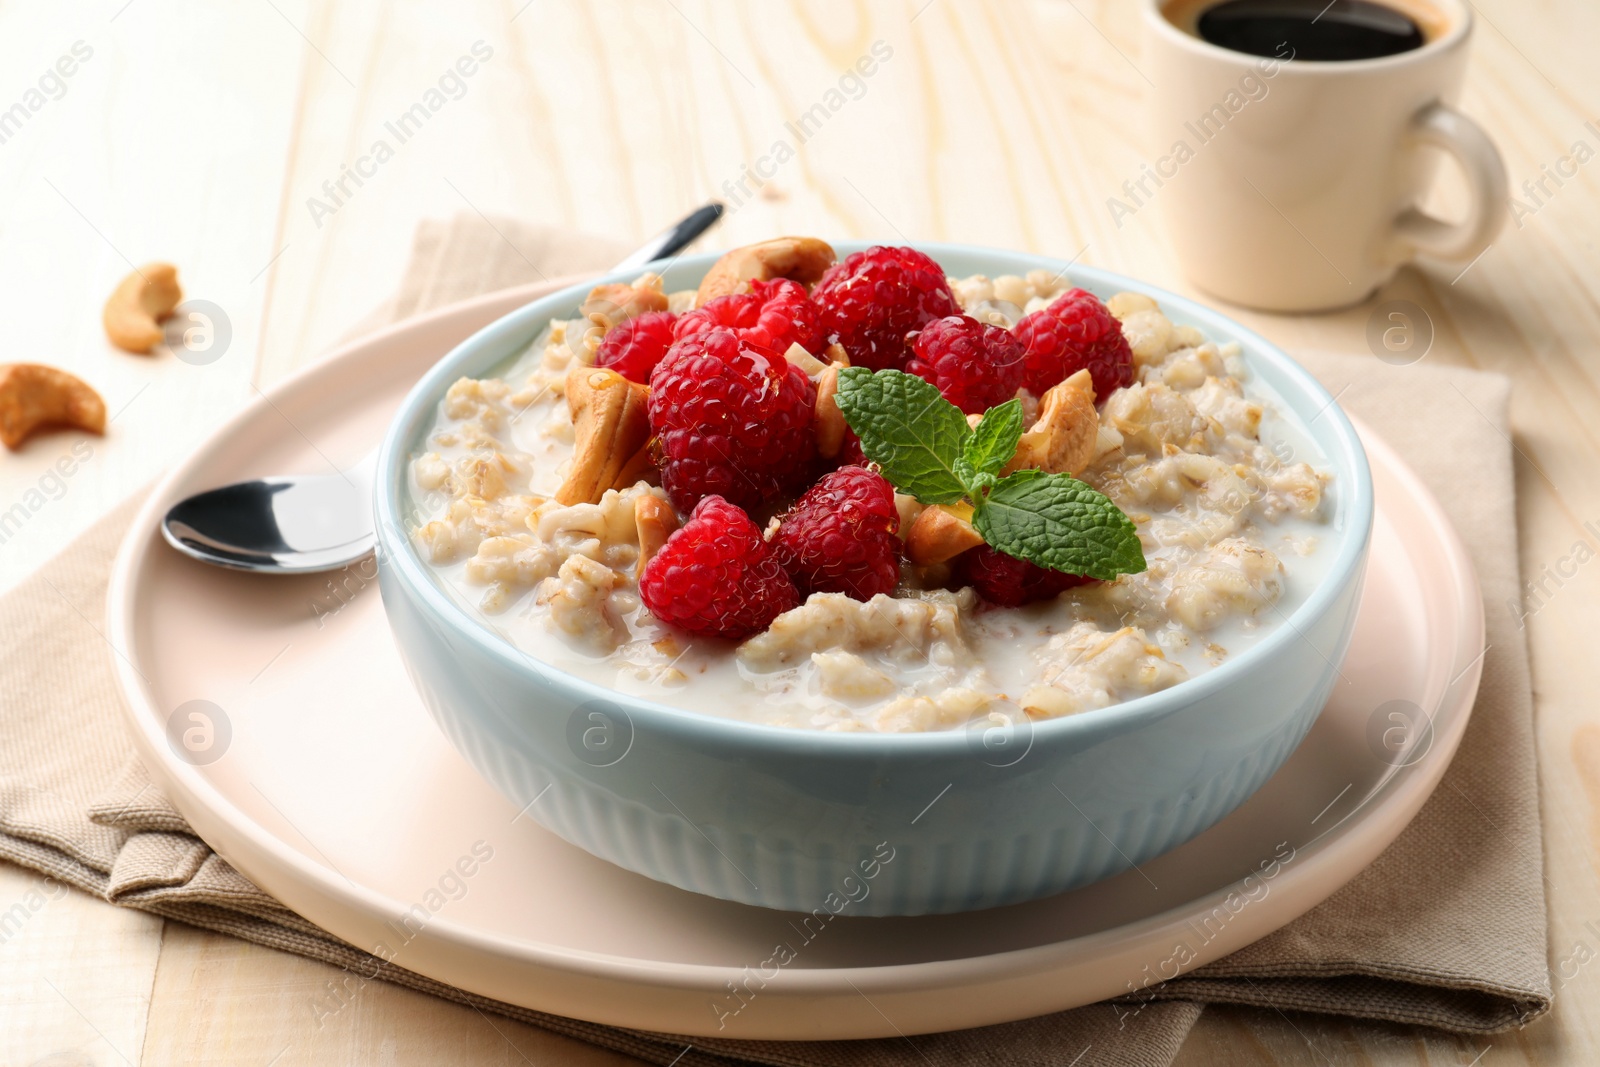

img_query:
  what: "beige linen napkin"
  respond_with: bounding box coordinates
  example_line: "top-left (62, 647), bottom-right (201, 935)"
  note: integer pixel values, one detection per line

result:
top-left (0, 217), bottom-right (1546, 1066)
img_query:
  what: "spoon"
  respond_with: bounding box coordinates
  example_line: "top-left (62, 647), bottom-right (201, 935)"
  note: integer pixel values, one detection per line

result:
top-left (161, 202), bottom-right (724, 574)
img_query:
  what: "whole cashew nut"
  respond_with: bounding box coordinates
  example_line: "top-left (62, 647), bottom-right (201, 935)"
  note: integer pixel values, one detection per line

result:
top-left (103, 263), bottom-right (183, 355)
top-left (906, 502), bottom-right (984, 566)
top-left (813, 364), bottom-right (848, 459)
top-left (0, 363), bottom-right (106, 450)
top-left (556, 367), bottom-right (655, 506)
top-left (581, 276), bottom-right (669, 332)
top-left (634, 494), bottom-right (678, 579)
top-left (694, 237), bottom-right (836, 307)
top-left (1004, 370), bottom-right (1099, 476)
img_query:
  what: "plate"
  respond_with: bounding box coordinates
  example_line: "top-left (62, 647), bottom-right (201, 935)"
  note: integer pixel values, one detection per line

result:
top-left (105, 280), bottom-right (1484, 1040)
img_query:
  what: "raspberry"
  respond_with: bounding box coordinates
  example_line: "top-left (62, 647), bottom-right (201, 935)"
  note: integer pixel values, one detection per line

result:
top-left (595, 311), bottom-right (677, 384)
top-left (771, 467), bottom-right (901, 600)
top-left (674, 279), bottom-right (828, 356)
top-left (747, 278), bottom-right (829, 355)
top-left (640, 496), bottom-right (800, 639)
top-left (905, 315), bottom-right (1026, 415)
top-left (1013, 289), bottom-right (1135, 400)
top-left (647, 328), bottom-right (817, 512)
top-left (673, 292), bottom-right (760, 339)
top-left (953, 544), bottom-right (1095, 607)
top-left (812, 246), bottom-right (959, 370)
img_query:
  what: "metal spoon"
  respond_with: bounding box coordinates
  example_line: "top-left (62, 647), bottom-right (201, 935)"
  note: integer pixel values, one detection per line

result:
top-left (161, 202), bottom-right (724, 574)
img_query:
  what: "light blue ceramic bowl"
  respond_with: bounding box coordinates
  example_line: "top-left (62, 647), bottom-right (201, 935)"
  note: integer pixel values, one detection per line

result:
top-left (375, 243), bottom-right (1373, 916)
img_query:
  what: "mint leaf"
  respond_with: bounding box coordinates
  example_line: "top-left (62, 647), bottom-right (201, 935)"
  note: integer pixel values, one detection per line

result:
top-left (955, 398), bottom-right (1023, 485)
top-left (836, 368), bottom-right (1146, 582)
top-left (834, 368), bottom-right (969, 505)
top-left (973, 469), bottom-right (1147, 581)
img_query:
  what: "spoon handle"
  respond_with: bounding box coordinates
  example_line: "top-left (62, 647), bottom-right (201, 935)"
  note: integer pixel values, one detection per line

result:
top-left (609, 202), bottom-right (725, 272)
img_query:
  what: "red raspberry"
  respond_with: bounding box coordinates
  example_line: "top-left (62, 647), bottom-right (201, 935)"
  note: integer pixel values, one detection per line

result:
top-left (747, 278), bottom-right (828, 355)
top-left (640, 496), bottom-right (800, 640)
top-left (812, 246), bottom-right (959, 370)
top-left (595, 311), bottom-right (677, 384)
top-left (647, 328), bottom-right (816, 512)
top-left (674, 280), bottom-right (828, 356)
top-left (953, 544), bottom-right (1095, 607)
top-left (1013, 289), bottom-right (1135, 400)
top-left (905, 315), bottom-right (1026, 415)
top-left (771, 467), bottom-right (901, 600)
top-left (674, 292), bottom-right (760, 339)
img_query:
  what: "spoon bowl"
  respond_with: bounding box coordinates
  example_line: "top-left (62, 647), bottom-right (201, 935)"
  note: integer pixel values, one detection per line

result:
top-left (161, 453), bottom-right (377, 573)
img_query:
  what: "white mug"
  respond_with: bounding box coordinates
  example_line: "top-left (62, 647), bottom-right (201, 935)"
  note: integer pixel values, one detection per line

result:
top-left (1139, 0), bottom-right (1507, 312)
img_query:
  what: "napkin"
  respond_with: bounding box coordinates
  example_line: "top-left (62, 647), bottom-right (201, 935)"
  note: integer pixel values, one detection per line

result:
top-left (0, 216), bottom-right (1547, 1066)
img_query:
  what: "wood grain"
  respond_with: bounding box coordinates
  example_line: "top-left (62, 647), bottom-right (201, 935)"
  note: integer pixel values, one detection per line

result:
top-left (2, 0), bottom-right (1596, 1061)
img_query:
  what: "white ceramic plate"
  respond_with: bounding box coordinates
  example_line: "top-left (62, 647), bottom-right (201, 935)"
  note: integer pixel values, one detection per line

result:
top-left (106, 280), bottom-right (1484, 1040)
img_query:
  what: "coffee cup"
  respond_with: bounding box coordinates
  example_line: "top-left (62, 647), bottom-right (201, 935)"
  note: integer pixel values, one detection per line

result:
top-left (1139, 0), bottom-right (1507, 312)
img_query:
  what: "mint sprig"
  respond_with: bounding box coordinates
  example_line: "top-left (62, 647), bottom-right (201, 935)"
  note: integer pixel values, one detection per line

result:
top-left (835, 367), bottom-right (1147, 581)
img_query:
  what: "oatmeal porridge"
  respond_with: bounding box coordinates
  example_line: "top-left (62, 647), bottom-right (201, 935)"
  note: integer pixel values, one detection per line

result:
top-left (406, 241), bottom-right (1333, 733)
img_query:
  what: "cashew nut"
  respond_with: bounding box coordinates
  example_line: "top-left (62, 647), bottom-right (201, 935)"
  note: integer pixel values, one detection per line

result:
top-left (103, 263), bottom-right (183, 354)
top-left (814, 364), bottom-right (848, 459)
top-left (581, 275), bottom-right (669, 332)
top-left (634, 494), bottom-right (678, 579)
top-left (694, 237), bottom-right (836, 307)
top-left (0, 363), bottom-right (106, 450)
top-left (906, 502), bottom-right (984, 566)
top-left (783, 342), bottom-right (830, 380)
top-left (555, 367), bottom-right (654, 506)
top-left (1005, 369), bottom-right (1098, 476)
top-left (893, 493), bottom-right (924, 542)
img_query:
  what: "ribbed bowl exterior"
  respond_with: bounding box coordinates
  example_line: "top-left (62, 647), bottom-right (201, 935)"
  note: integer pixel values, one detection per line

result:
top-left (379, 560), bottom-right (1362, 916)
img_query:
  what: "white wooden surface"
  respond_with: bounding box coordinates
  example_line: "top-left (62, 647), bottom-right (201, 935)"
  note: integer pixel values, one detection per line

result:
top-left (0, 0), bottom-right (1596, 1062)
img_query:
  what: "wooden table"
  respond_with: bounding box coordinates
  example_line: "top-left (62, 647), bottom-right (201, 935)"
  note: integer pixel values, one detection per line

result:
top-left (0, 1), bottom-right (1593, 1062)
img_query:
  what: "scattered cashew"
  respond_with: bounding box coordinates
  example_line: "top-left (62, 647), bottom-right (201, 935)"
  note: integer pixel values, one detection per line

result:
top-left (1004, 369), bottom-right (1098, 476)
top-left (580, 275), bottom-right (668, 332)
top-left (555, 367), bottom-right (654, 506)
top-left (0, 364), bottom-right (106, 450)
top-left (814, 364), bottom-right (848, 459)
top-left (634, 494), bottom-right (678, 579)
top-left (694, 237), bottom-right (836, 306)
top-left (103, 263), bottom-right (182, 354)
top-left (906, 502), bottom-right (984, 566)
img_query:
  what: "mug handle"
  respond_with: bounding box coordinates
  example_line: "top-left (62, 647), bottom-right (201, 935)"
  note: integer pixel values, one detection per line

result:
top-left (1391, 102), bottom-right (1508, 262)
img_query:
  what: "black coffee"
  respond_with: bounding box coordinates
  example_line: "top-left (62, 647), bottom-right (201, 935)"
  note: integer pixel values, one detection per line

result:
top-left (1197, 0), bottom-right (1426, 61)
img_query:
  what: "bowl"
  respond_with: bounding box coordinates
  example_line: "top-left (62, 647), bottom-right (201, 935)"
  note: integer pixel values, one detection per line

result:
top-left (373, 242), bottom-right (1374, 916)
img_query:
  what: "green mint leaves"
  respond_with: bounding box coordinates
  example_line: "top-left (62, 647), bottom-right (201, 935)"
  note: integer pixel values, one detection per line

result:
top-left (834, 367), bottom-right (1147, 581)
top-left (831, 368), bottom-right (969, 504)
